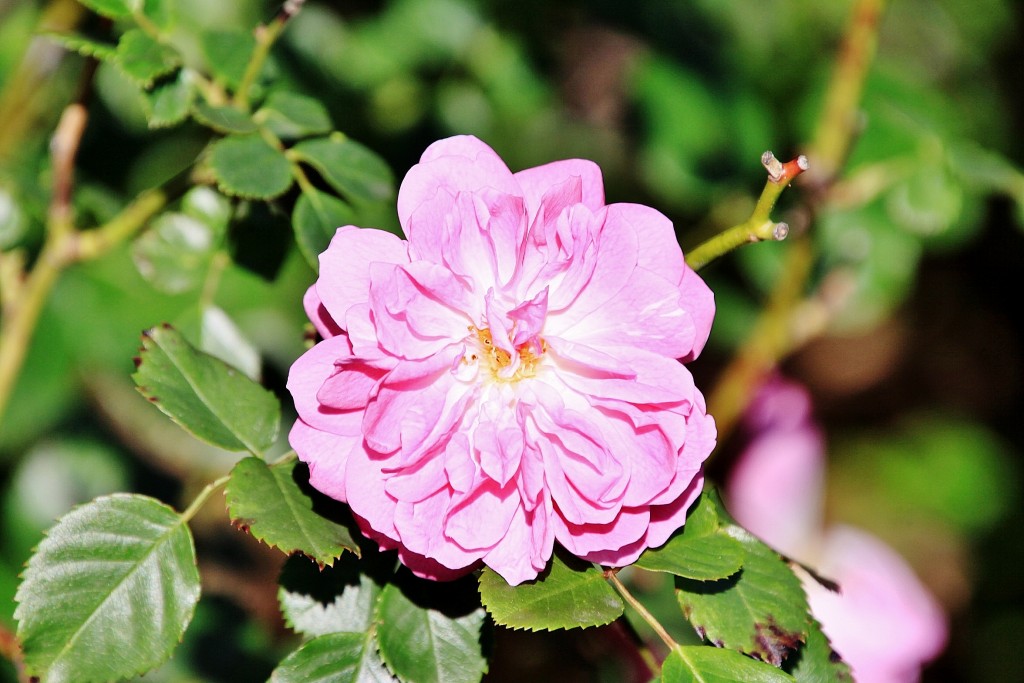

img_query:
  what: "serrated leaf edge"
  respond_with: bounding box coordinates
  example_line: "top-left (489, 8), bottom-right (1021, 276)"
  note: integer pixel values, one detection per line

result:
top-left (14, 493), bottom-right (199, 682)
top-left (224, 458), bottom-right (358, 565)
top-left (133, 324), bottom-right (274, 455)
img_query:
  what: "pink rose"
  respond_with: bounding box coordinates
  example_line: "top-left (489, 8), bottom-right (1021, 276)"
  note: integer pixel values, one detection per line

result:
top-left (287, 135), bottom-right (716, 585)
top-left (726, 376), bottom-right (947, 683)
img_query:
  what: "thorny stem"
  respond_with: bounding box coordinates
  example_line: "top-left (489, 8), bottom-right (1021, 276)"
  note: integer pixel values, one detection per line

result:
top-left (607, 570), bottom-right (679, 653)
top-left (234, 0), bottom-right (306, 110)
top-left (685, 153), bottom-right (808, 272)
top-left (806, 0), bottom-right (887, 187)
top-left (705, 0), bottom-right (887, 443)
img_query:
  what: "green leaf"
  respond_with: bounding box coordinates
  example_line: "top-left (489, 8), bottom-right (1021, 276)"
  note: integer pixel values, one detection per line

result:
top-left (257, 90), bottom-right (333, 139)
top-left (200, 29), bottom-right (257, 90)
top-left (290, 134), bottom-right (395, 205)
top-left (174, 304), bottom-right (262, 380)
top-left (192, 101), bottom-right (258, 134)
top-left (225, 457), bottom-right (359, 564)
top-left (271, 632), bottom-right (395, 683)
top-left (662, 646), bottom-right (795, 683)
top-left (132, 324), bottom-right (280, 455)
top-left (278, 554), bottom-right (384, 637)
top-left (637, 534), bottom-right (745, 581)
top-left (209, 133), bottom-right (294, 199)
top-left (635, 493), bottom-right (745, 581)
top-left (292, 187), bottom-right (357, 269)
top-left (78, 0), bottom-right (139, 19)
top-left (131, 211), bottom-right (222, 294)
top-left (788, 617), bottom-right (853, 683)
top-left (46, 33), bottom-right (117, 61)
top-left (14, 494), bottom-right (200, 683)
top-left (676, 524), bottom-right (809, 666)
top-left (478, 550), bottom-right (624, 631)
top-left (181, 185), bottom-right (232, 231)
top-left (143, 68), bottom-right (195, 128)
top-left (116, 29), bottom-right (181, 87)
top-left (375, 584), bottom-right (487, 683)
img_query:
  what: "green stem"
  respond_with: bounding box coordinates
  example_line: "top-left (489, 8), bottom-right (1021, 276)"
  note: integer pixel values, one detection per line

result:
top-left (704, 0), bottom-right (887, 443)
top-left (234, 0), bottom-right (306, 110)
top-left (607, 571), bottom-right (679, 652)
top-left (0, 188), bottom-right (169, 425)
top-left (180, 473), bottom-right (231, 524)
top-left (685, 153), bottom-right (808, 272)
top-left (74, 188), bottom-right (170, 260)
top-left (806, 0), bottom-right (887, 185)
top-left (0, 238), bottom-right (68, 423)
top-left (271, 450), bottom-right (297, 466)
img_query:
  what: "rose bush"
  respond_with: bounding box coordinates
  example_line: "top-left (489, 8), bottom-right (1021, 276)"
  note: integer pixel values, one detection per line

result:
top-left (288, 135), bottom-right (716, 585)
top-left (727, 377), bottom-right (948, 683)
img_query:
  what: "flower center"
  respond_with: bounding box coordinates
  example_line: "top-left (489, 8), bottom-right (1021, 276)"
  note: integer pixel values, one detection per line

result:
top-left (467, 326), bottom-right (545, 382)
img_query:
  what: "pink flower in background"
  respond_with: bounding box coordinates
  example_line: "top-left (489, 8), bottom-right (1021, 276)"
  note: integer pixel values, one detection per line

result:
top-left (726, 377), bottom-right (947, 683)
top-left (288, 136), bottom-right (716, 585)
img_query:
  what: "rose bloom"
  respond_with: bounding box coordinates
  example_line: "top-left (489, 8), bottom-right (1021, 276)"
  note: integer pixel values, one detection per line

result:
top-left (287, 136), bottom-right (716, 585)
top-left (726, 377), bottom-right (947, 683)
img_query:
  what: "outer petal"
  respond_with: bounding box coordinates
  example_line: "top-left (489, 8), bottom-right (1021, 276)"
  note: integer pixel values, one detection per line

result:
top-left (286, 335), bottom-right (365, 435)
top-left (397, 136), bottom-right (521, 262)
top-left (678, 266), bottom-right (715, 362)
top-left (555, 506), bottom-right (650, 558)
top-left (303, 285), bottom-right (343, 339)
top-left (289, 419), bottom-right (355, 503)
top-left (726, 428), bottom-right (826, 562)
top-left (481, 503), bottom-right (551, 586)
top-left (317, 226), bottom-right (410, 325)
top-left (805, 526), bottom-right (948, 683)
top-left (604, 203), bottom-right (683, 285)
top-left (514, 158), bottom-right (605, 222)
top-left (725, 378), bottom-right (825, 561)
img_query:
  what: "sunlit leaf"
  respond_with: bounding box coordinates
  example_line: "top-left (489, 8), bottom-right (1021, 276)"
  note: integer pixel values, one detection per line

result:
top-left (132, 324), bottom-right (280, 455)
top-left (635, 492), bottom-right (745, 581)
top-left (174, 304), bottom-right (262, 380)
top-left (116, 29), bottom-right (181, 87)
top-left (290, 134), bottom-right (395, 204)
top-left (676, 524), bottom-right (809, 666)
top-left (209, 133), bottom-right (293, 199)
top-left (479, 550), bottom-right (623, 631)
top-left (225, 457), bottom-right (359, 564)
top-left (14, 494), bottom-right (200, 683)
top-left (257, 90), bottom-right (333, 139)
top-left (271, 632), bottom-right (394, 683)
top-left (131, 211), bottom-right (221, 294)
top-left (375, 584), bottom-right (487, 683)
top-left (292, 187), bottom-right (357, 269)
top-left (181, 186), bottom-right (232, 230)
top-left (661, 646), bottom-right (795, 683)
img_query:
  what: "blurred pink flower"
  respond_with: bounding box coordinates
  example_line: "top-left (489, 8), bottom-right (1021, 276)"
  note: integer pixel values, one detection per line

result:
top-left (287, 136), bottom-right (716, 585)
top-left (726, 376), bottom-right (947, 683)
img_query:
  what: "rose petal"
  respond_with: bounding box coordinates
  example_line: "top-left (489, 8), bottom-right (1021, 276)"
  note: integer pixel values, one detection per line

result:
top-left (318, 226), bottom-right (410, 325)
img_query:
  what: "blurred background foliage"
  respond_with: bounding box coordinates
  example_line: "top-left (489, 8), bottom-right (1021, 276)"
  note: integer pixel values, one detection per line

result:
top-left (1, 0), bottom-right (1022, 681)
